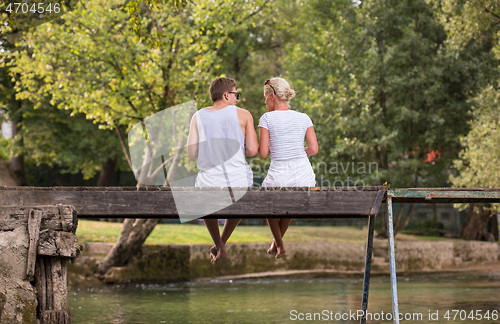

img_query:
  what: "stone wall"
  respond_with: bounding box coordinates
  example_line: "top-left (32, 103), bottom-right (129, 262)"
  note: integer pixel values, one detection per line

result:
top-left (0, 205), bottom-right (80, 324)
top-left (0, 227), bottom-right (37, 324)
top-left (77, 240), bottom-right (500, 284)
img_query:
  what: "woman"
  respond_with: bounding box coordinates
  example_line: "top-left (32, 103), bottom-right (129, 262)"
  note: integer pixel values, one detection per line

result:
top-left (258, 77), bottom-right (318, 258)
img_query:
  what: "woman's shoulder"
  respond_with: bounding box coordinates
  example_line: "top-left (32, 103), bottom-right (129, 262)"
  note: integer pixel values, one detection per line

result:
top-left (294, 110), bottom-right (312, 120)
top-left (259, 111), bottom-right (272, 119)
top-left (281, 110), bottom-right (311, 120)
top-left (290, 110), bottom-right (309, 116)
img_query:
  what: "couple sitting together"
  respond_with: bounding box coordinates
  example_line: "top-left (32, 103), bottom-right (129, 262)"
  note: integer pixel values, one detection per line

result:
top-left (187, 77), bottom-right (318, 264)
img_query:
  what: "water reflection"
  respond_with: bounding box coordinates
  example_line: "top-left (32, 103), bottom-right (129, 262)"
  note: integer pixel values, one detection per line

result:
top-left (69, 272), bottom-right (500, 323)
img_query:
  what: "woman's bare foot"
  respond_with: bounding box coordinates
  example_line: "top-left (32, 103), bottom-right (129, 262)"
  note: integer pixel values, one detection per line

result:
top-left (267, 240), bottom-right (277, 255)
top-left (275, 246), bottom-right (286, 259)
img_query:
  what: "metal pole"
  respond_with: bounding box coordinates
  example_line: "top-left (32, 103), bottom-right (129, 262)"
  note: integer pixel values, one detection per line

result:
top-left (360, 215), bottom-right (375, 324)
top-left (387, 195), bottom-right (400, 323)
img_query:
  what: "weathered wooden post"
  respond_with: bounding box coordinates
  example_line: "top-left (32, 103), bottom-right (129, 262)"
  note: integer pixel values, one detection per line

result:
top-left (0, 205), bottom-right (81, 324)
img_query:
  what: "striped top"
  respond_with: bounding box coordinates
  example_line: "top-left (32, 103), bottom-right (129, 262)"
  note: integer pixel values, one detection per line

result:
top-left (258, 110), bottom-right (314, 161)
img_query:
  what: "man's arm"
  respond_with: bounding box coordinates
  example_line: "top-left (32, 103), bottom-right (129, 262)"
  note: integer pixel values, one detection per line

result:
top-left (187, 114), bottom-right (198, 159)
top-left (243, 110), bottom-right (258, 157)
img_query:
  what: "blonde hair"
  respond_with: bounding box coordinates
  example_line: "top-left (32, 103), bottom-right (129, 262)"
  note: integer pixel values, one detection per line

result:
top-left (264, 78), bottom-right (296, 104)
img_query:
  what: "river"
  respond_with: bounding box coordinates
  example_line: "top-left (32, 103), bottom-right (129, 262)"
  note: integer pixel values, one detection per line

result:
top-left (69, 271), bottom-right (500, 323)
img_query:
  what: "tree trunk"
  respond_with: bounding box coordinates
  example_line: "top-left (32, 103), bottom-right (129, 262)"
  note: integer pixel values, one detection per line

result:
top-left (96, 158), bottom-right (119, 222)
top-left (377, 203), bottom-right (413, 238)
top-left (96, 129), bottom-right (187, 275)
top-left (96, 158), bottom-right (116, 186)
top-left (491, 213), bottom-right (499, 242)
top-left (0, 158), bottom-right (18, 186)
top-left (9, 98), bottom-right (26, 185)
top-left (396, 204), bottom-right (413, 234)
top-left (377, 205), bottom-right (388, 238)
top-left (393, 203), bottom-right (404, 232)
top-left (95, 218), bottom-right (159, 274)
top-left (461, 204), bottom-right (496, 240)
top-left (95, 105), bottom-right (193, 276)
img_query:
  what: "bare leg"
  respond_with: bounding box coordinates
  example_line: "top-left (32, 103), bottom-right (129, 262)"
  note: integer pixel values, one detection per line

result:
top-left (204, 219), bottom-right (227, 262)
top-left (268, 218), bottom-right (293, 255)
top-left (210, 219), bottom-right (241, 260)
top-left (279, 218), bottom-right (293, 238)
top-left (267, 219), bottom-right (286, 257)
top-left (221, 219), bottom-right (241, 243)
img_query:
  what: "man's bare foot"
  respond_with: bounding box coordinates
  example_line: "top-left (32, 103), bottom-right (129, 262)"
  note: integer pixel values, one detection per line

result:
top-left (210, 245), bottom-right (217, 263)
top-left (213, 247), bottom-right (227, 264)
top-left (210, 245), bottom-right (227, 264)
top-left (267, 240), bottom-right (277, 255)
top-left (276, 246), bottom-right (286, 259)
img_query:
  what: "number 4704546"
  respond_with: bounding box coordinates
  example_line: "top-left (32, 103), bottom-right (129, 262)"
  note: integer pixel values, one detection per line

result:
top-left (443, 310), bottom-right (498, 321)
top-left (5, 3), bottom-right (61, 14)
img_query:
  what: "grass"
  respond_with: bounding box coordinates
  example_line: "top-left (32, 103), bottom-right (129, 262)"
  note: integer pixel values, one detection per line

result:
top-left (76, 220), bottom-right (438, 245)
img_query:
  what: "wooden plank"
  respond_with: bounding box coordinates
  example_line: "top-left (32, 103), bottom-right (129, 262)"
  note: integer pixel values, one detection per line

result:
top-left (36, 258), bottom-right (46, 315)
top-left (51, 258), bottom-right (67, 312)
top-left (389, 188), bottom-right (500, 203)
top-left (26, 209), bottom-right (43, 278)
top-left (0, 187), bottom-right (385, 218)
top-left (39, 257), bottom-right (71, 324)
top-left (0, 206), bottom-right (77, 231)
top-left (45, 258), bottom-right (53, 311)
top-left (38, 231), bottom-right (83, 258)
top-left (369, 190), bottom-right (386, 216)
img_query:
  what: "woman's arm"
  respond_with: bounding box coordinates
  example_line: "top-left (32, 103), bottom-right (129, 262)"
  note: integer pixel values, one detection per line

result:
top-left (186, 114), bottom-right (198, 159)
top-left (304, 126), bottom-right (318, 156)
top-left (259, 127), bottom-right (270, 158)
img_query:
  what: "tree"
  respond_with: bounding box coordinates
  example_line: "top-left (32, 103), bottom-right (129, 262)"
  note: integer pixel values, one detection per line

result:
top-left (285, 0), bottom-right (498, 236)
top-left (1, 16), bottom-right (125, 187)
top-left (438, 0), bottom-right (500, 240)
top-left (19, 103), bottom-right (125, 184)
top-left (450, 85), bottom-right (500, 240)
top-left (0, 23), bottom-right (28, 185)
top-left (13, 0), bottom-right (275, 275)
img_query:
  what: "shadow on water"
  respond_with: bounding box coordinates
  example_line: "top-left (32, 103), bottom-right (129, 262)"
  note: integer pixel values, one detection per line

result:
top-left (69, 271), bottom-right (500, 323)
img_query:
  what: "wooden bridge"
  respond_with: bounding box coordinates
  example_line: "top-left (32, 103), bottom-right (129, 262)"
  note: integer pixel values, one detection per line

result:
top-left (1, 186), bottom-right (500, 324)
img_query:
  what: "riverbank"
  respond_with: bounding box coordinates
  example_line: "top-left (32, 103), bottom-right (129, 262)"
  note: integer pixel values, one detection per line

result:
top-left (68, 239), bottom-right (500, 288)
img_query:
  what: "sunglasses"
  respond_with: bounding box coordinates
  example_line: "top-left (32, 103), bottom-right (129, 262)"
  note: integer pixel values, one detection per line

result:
top-left (265, 79), bottom-right (276, 94)
top-left (228, 91), bottom-right (241, 100)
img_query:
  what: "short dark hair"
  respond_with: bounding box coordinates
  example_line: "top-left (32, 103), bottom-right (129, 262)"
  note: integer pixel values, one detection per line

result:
top-left (209, 77), bottom-right (236, 103)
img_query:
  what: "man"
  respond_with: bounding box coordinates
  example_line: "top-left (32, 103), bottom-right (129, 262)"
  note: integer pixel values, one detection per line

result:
top-left (187, 77), bottom-right (258, 263)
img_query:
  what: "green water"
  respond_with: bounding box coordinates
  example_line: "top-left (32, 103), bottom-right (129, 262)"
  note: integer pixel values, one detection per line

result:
top-left (69, 272), bottom-right (500, 323)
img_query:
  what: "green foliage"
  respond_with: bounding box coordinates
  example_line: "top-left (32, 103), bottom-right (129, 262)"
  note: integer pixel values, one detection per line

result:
top-left (430, 0), bottom-right (499, 51)
top-left (442, 1), bottom-right (500, 212)
top-left (286, 0), bottom-right (498, 188)
top-left (0, 137), bottom-right (9, 162)
top-left (12, 0), bottom-right (276, 183)
top-left (4, 0), bottom-right (499, 190)
top-left (126, 0), bottom-right (188, 48)
top-left (20, 104), bottom-right (124, 179)
top-left (402, 218), bottom-right (445, 237)
top-left (450, 84), bottom-right (500, 211)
